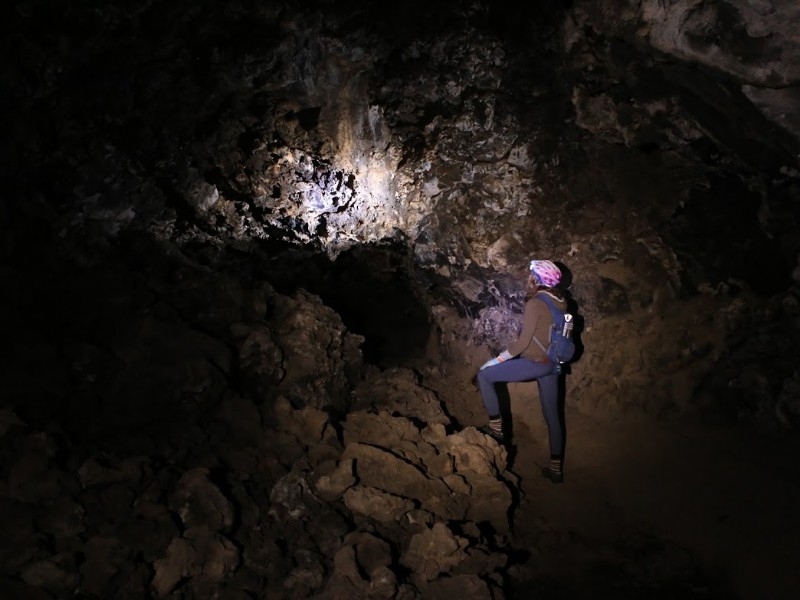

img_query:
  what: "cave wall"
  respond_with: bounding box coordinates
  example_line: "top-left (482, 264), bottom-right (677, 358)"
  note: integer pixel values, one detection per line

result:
top-left (3, 0), bottom-right (800, 598)
top-left (3, 1), bottom-right (800, 426)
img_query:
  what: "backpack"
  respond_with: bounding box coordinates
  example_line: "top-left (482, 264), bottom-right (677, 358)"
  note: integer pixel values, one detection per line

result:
top-left (533, 294), bottom-right (576, 366)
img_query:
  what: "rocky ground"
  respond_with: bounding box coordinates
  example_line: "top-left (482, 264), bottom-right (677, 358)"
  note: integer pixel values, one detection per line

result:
top-left (505, 407), bottom-right (800, 600)
top-left (2, 235), bottom-right (799, 599)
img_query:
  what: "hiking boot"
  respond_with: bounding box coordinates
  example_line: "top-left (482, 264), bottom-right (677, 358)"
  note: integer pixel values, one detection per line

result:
top-left (541, 466), bottom-right (564, 484)
top-left (478, 425), bottom-right (505, 444)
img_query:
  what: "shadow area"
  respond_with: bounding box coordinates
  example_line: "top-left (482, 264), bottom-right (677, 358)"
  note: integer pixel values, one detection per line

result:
top-left (251, 239), bottom-right (434, 369)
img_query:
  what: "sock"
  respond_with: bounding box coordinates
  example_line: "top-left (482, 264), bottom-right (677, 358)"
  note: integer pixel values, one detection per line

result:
top-left (488, 415), bottom-right (503, 435)
top-left (548, 456), bottom-right (563, 474)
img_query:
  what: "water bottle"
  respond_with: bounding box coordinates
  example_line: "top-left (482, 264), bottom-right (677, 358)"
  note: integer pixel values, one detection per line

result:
top-left (562, 313), bottom-right (574, 338)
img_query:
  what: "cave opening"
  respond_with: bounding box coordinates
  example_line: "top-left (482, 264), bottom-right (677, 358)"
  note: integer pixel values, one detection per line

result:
top-left (665, 174), bottom-right (794, 296)
top-left (249, 240), bottom-right (434, 369)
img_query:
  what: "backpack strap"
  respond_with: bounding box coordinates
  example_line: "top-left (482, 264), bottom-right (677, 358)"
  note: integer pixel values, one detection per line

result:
top-left (532, 295), bottom-right (558, 356)
top-left (532, 334), bottom-right (549, 356)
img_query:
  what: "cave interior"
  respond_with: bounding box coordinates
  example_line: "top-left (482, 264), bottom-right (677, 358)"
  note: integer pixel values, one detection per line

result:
top-left (2, 1), bottom-right (800, 599)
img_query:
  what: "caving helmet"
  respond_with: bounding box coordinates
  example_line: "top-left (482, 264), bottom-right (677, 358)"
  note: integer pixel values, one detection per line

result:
top-left (529, 260), bottom-right (561, 287)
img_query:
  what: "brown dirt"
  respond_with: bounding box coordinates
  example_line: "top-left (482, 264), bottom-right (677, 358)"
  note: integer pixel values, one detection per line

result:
top-left (503, 406), bottom-right (800, 599)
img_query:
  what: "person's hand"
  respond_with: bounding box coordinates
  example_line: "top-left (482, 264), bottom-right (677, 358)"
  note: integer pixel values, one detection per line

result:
top-left (479, 357), bottom-right (501, 370)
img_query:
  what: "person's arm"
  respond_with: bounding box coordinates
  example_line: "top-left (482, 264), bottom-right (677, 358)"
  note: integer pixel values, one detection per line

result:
top-left (506, 299), bottom-right (540, 357)
top-left (479, 349), bottom-right (513, 370)
top-left (479, 300), bottom-right (539, 370)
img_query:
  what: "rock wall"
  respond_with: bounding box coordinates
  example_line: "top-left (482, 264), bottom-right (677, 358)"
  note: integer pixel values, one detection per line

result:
top-left (4, 1), bottom-right (800, 444)
top-left (0, 240), bottom-right (517, 598)
top-left (4, 2), bottom-right (800, 596)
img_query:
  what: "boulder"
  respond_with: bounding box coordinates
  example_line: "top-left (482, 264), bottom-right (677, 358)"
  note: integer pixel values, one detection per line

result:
top-left (343, 442), bottom-right (466, 521)
top-left (167, 468), bottom-right (234, 531)
top-left (151, 526), bottom-right (239, 598)
top-left (401, 523), bottom-right (469, 586)
top-left (343, 486), bottom-right (415, 522)
top-left (422, 574), bottom-right (495, 600)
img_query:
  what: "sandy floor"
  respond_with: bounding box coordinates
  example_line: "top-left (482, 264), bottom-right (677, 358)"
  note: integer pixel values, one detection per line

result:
top-left (504, 407), bottom-right (800, 599)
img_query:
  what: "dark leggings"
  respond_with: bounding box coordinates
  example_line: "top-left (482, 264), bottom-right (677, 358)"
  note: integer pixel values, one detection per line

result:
top-left (477, 357), bottom-right (562, 456)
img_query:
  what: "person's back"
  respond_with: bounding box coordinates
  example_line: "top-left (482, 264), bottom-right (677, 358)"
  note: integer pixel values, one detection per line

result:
top-left (475, 259), bottom-right (570, 483)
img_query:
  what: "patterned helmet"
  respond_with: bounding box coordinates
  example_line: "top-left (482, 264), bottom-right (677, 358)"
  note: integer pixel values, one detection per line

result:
top-left (529, 260), bottom-right (561, 287)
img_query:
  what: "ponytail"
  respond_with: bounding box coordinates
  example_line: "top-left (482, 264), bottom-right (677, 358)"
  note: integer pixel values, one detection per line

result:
top-left (525, 282), bottom-right (565, 303)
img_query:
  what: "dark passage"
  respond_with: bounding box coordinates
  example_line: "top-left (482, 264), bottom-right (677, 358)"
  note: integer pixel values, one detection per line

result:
top-left (252, 240), bottom-right (434, 368)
